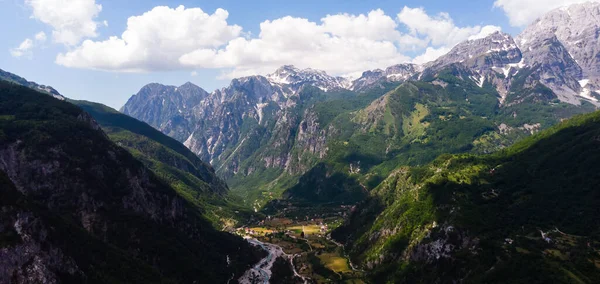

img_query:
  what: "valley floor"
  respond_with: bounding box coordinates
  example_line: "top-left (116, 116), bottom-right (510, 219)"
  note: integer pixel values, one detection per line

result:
top-left (233, 209), bottom-right (365, 284)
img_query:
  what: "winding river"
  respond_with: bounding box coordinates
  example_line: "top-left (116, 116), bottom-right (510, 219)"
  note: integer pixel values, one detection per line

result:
top-left (238, 237), bottom-right (309, 284)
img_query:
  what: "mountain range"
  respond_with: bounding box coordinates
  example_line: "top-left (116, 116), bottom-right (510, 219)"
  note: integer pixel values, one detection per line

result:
top-left (122, 2), bottom-right (600, 208)
top-left (2, 2), bottom-right (600, 283)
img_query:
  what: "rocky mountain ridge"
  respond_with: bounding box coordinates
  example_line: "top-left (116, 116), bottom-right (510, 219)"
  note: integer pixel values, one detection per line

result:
top-left (0, 68), bottom-right (65, 100)
top-left (121, 2), bottom-right (600, 205)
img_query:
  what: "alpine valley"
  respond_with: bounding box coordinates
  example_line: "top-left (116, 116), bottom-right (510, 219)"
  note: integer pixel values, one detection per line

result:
top-left (2, 2), bottom-right (600, 284)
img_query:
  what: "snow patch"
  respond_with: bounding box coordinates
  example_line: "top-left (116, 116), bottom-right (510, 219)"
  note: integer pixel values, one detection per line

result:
top-left (255, 102), bottom-right (269, 124)
top-left (470, 74), bottom-right (485, 88)
top-left (577, 79), bottom-right (598, 102)
top-left (507, 58), bottom-right (526, 69)
top-left (183, 132), bottom-right (195, 148)
top-left (579, 88), bottom-right (598, 102)
top-left (492, 59), bottom-right (525, 78)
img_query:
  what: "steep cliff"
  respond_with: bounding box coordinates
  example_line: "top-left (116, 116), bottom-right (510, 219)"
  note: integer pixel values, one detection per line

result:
top-left (0, 81), bottom-right (262, 283)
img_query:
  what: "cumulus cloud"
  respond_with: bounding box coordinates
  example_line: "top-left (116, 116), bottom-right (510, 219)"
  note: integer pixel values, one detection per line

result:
top-left (34, 31), bottom-right (47, 42)
top-left (493, 0), bottom-right (599, 27)
top-left (397, 6), bottom-right (501, 66)
top-left (56, 5), bottom-right (242, 72)
top-left (55, 5), bottom-right (500, 77)
top-left (10, 39), bottom-right (34, 58)
top-left (412, 47), bottom-right (451, 65)
top-left (468, 25), bottom-right (503, 40)
top-left (10, 31), bottom-right (48, 58)
top-left (397, 6), bottom-right (501, 47)
top-left (25, 0), bottom-right (103, 45)
top-left (180, 11), bottom-right (413, 77)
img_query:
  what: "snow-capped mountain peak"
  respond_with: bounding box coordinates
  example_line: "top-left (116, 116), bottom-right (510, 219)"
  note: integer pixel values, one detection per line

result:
top-left (517, 1), bottom-right (600, 79)
top-left (350, 63), bottom-right (419, 91)
top-left (425, 31), bottom-right (522, 72)
top-left (266, 65), bottom-right (350, 92)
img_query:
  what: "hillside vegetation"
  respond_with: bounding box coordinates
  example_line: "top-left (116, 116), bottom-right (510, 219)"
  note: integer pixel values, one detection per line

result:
top-left (75, 100), bottom-right (255, 227)
top-left (0, 81), bottom-right (262, 283)
top-left (333, 109), bottom-right (600, 283)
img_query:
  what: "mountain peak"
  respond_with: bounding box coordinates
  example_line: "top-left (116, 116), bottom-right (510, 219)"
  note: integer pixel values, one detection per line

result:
top-left (266, 65), bottom-right (348, 91)
top-left (180, 81), bottom-right (199, 88)
top-left (424, 31), bottom-right (521, 72)
top-left (517, 1), bottom-right (600, 78)
top-left (350, 63), bottom-right (419, 91)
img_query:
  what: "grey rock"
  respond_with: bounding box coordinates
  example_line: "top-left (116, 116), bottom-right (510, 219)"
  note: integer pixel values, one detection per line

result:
top-left (351, 64), bottom-right (419, 91)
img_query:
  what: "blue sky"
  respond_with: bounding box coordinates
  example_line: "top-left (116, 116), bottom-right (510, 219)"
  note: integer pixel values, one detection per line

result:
top-left (0, 0), bottom-right (587, 109)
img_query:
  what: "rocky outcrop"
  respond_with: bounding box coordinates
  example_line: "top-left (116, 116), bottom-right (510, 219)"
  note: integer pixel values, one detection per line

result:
top-left (425, 31), bottom-right (522, 73)
top-left (518, 2), bottom-right (600, 79)
top-left (267, 65), bottom-right (351, 92)
top-left (0, 194), bottom-right (83, 284)
top-left (351, 64), bottom-right (419, 91)
top-left (121, 3), bottom-right (600, 201)
top-left (121, 82), bottom-right (209, 141)
top-left (516, 2), bottom-right (600, 103)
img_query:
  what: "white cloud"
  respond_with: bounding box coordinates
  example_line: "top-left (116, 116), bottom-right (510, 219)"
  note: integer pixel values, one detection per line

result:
top-left (55, 5), bottom-right (500, 77)
top-left (9, 31), bottom-right (48, 58)
top-left (56, 5), bottom-right (242, 72)
top-left (10, 39), bottom-right (34, 58)
top-left (25, 0), bottom-right (103, 45)
top-left (34, 31), bottom-right (47, 42)
top-left (397, 6), bottom-right (502, 47)
top-left (321, 9), bottom-right (401, 42)
top-left (412, 46), bottom-right (451, 64)
top-left (180, 12), bottom-right (413, 78)
top-left (493, 0), bottom-right (598, 27)
top-left (468, 25), bottom-right (502, 40)
top-left (191, 71), bottom-right (198, 77)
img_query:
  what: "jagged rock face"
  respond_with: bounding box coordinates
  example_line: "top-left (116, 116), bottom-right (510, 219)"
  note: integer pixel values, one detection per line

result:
top-left (425, 31), bottom-right (522, 73)
top-left (123, 69), bottom-right (337, 182)
top-left (351, 64), bottom-right (419, 91)
top-left (419, 32), bottom-right (526, 103)
top-left (121, 82), bottom-right (209, 141)
top-left (520, 35), bottom-right (584, 104)
top-left (516, 2), bottom-right (600, 103)
top-left (351, 69), bottom-right (386, 91)
top-left (420, 27), bottom-right (597, 106)
top-left (518, 2), bottom-right (600, 79)
top-left (267, 65), bottom-right (351, 92)
top-left (122, 3), bottom-right (600, 197)
top-left (184, 75), bottom-right (291, 169)
top-left (0, 194), bottom-right (84, 284)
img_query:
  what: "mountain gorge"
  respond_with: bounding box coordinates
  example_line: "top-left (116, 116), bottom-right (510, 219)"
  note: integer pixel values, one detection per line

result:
top-left (75, 100), bottom-right (255, 226)
top-left (122, 3), bottom-right (600, 207)
top-left (3, 2), bottom-right (600, 283)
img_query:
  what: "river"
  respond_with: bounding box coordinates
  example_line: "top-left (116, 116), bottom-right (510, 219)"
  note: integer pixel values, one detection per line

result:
top-left (237, 237), bottom-right (309, 284)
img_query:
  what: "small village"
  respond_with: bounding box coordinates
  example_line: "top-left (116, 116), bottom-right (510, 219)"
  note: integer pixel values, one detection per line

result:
top-left (234, 205), bottom-right (364, 283)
